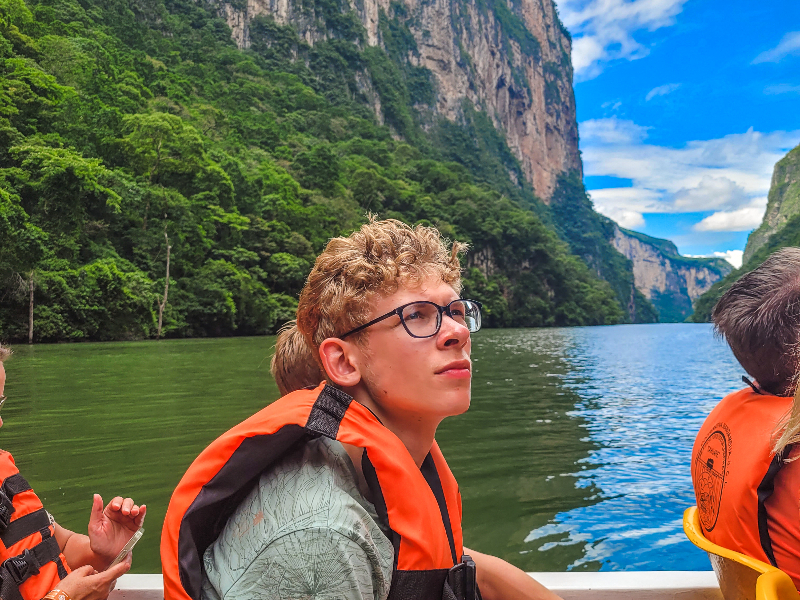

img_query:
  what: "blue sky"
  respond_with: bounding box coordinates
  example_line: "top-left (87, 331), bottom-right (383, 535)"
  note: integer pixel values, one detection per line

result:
top-left (554, 0), bottom-right (800, 266)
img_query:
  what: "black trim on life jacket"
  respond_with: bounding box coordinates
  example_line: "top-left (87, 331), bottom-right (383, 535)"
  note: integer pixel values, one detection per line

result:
top-left (306, 385), bottom-right (352, 438)
top-left (363, 449), bottom-right (468, 600)
top-left (421, 454), bottom-right (458, 565)
top-left (0, 475), bottom-right (32, 531)
top-left (178, 385), bottom-right (354, 599)
top-left (178, 425), bottom-right (309, 599)
top-left (1, 510), bottom-right (52, 549)
top-left (361, 451), bottom-right (400, 570)
top-left (756, 443), bottom-right (793, 567)
top-left (742, 376), bottom-right (763, 395)
top-left (0, 527), bottom-right (64, 600)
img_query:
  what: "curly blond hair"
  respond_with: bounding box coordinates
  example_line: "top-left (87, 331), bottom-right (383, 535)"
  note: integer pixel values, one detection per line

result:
top-left (297, 218), bottom-right (466, 354)
top-left (0, 345), bottom-right (11, 362)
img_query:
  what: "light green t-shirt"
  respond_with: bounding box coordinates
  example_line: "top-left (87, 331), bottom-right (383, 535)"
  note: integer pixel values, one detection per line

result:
top-left (201, 436), bottom-right (394, 600)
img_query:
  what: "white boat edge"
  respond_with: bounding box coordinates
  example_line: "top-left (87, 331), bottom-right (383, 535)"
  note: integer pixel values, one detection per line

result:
top-left (109, 571), bottom-right (724, 599)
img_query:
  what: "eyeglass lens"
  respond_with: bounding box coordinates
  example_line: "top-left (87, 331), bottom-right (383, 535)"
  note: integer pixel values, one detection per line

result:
top-left (400, 300), bottom-right (481, 337)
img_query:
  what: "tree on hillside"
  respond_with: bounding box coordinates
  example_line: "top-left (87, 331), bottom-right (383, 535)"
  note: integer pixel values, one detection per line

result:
top-left (0, 189), bottom-right (46, 342)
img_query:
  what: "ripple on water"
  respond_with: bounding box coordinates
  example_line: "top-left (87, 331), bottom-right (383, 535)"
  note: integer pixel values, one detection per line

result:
top-left (440, 323), bottom-right (743, 571)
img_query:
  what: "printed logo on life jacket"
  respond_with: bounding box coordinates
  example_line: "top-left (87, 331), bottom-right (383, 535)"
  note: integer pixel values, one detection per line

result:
top-left (695, 423), bottom-right (731, 532)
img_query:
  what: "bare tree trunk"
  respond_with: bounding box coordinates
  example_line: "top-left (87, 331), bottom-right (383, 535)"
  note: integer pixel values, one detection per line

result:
top-left (157, 227), bottom-right (171, 340)
top-left (28, 273), bottom-right (34, 344)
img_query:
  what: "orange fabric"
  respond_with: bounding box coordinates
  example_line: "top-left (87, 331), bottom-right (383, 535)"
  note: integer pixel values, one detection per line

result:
top-left (691, 388), bottom-right (796, 575)
top-left (0, 450), bottom-right (70, 600)
top-left (337, 400), bottom-right (457, 570)
top-left (161, 385), bottom-right (320, 600)
top-left (765, 446), bottom-right (800, 587)
top-left (161, 383), bottom-right (463, 600)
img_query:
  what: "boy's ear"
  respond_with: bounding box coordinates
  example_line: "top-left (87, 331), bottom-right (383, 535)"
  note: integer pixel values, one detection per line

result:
top-left (318, 338), bottom-right (362, 388)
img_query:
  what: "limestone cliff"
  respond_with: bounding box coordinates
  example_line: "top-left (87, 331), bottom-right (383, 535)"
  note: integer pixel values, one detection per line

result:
top-left (212, 0), bottom-right (580, 201)
top-left (611, 227), bottom-right (732, 322)
top-left (743, 143), bottom-right (800, 262)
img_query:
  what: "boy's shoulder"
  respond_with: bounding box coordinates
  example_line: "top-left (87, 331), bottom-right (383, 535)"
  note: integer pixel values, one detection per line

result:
top-left (202, 437), bottom-right (393, 600)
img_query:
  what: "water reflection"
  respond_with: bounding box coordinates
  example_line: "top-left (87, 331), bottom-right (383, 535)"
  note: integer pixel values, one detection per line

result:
top-left (522, 323), bottom-right (742, 570)
top-left (438, 328), bottom-right (600, 572)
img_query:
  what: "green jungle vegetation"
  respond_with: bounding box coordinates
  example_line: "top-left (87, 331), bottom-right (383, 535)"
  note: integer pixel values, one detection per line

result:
top-left (739, 143), bottom-right (800, 264)
top-left (691, 144), bottom-right (800, 322)
top-left (0, 0), bottom-right (639, 342)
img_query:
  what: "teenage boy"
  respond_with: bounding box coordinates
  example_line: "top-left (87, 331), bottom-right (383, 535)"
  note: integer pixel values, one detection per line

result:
top-left (692, 247), bottom-right (800, 587)
top-left (162, 219), bottom-right (561, 600)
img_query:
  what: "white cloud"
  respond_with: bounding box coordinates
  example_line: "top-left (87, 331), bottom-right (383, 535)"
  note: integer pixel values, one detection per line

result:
top-left (715, 250), bottom-right (743, 268)
top-left (580, 118), bottom-right (649, 144)
top-left (672, 176), bottom-right (748, 211)
top-left (645, 83), bottom-right (680, 101)
top-left (752, 31), bottom-right (800, 64)
top-left (693, 205), bottom-right (766, 232)
top-left (764, 84), bottom-right (800, 95)
top-left (581, 118), bottom-right (800, 237)
top-left (685, 250), bottom-right (744, 268)
top-left (556, 0), bottom-right (688, 80)
top-left (601, 207), bottom-right (645, 228)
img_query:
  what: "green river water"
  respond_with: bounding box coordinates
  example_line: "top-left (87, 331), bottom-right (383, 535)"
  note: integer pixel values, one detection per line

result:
top-left (1, 324), bottom-right (737, 574)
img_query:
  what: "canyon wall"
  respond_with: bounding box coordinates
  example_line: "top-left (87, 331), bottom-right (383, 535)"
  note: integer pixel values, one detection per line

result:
top-left (612, 227), bottom-right (732, 322)
top-left (214, 0), bottom-right (580, 201)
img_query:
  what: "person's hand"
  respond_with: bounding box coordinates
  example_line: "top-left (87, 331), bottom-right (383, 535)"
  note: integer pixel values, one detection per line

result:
top-left (87, 494), bottom-right (146, 566)
top-left (55, 557), bottom-right (130, 600)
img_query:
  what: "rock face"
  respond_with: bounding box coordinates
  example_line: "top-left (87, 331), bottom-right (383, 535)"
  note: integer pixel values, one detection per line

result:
top-left (612, 227), bottom-right (732, 322)
top-left (213, 0), bottom-right (581, 201)
top-left (743, 144), bottom-right (800, 262)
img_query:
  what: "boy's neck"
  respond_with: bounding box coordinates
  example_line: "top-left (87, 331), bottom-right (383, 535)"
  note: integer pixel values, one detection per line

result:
top-left (350, 386), bottom-right (440, 467)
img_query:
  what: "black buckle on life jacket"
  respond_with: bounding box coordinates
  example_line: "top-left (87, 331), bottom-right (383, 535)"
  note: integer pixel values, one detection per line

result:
top-left (0, 490), bottom-right (14, 531)
top-left (4, 548), bottom-right (40, 584)
top-left (447, 554), bottom-right (477, 600)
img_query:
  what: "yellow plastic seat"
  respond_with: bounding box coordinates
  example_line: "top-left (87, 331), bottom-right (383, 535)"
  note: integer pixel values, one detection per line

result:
top-left (683, 506), bottom-right (800, 600)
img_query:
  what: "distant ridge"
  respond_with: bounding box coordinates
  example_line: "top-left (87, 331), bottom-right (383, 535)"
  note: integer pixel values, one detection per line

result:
top-left (611, 227), bottom-right (731, 322)
top-left (691, 142), bottom-right (800, 322)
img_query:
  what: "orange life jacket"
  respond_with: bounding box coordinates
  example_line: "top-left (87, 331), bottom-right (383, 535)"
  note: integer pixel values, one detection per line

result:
top-left (691, 386), bottom-right (794, 567)
top-left (0, 450), bottom-right (70, 600)
top-left (161, 383), bottom-right (476, 600)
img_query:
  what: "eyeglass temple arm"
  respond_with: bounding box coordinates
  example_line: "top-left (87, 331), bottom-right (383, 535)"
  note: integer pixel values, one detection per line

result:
top-left (339, 309), bottom-right (401, 340)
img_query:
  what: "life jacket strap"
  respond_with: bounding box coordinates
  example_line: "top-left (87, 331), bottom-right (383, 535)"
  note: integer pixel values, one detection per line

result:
top-left (757, 443), bottom-right (794, 567)
top-left (0, 475), bottom-right (32, 531)
top-left (0, 529), bottom-right (63, 600)
top-left (1, 510), bottom-right (52, 548)
top-left (742, 376), bottom-right (763, 395)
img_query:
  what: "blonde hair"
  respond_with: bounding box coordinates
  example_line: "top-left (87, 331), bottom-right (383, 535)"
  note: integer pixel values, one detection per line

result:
top-left (297, 218), bottom-right (466, 354)
top-left (0, 345), bottom-right (11, 363)
top-left (270, 321), bottom-right (323, 396)
top-left (774, 385), bottom-right (800, 459)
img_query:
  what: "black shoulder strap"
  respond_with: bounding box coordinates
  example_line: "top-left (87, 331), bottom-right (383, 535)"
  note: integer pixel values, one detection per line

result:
top-left (0, 527), bottom-right (64, 600)
top-left (756, 443), bottom-right (793, 567)
top-left (742, 376), bottom-right (763, 395)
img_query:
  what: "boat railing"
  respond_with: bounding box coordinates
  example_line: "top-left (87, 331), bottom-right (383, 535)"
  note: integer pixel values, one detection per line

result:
top-left (109, 571), bottom-right (724, 599)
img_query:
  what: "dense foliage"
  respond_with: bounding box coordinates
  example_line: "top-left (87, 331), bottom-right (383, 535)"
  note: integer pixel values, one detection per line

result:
top-left (550, 174), bottom-right (657, 323)
top-left (0, 0), bottom-right (627, 342)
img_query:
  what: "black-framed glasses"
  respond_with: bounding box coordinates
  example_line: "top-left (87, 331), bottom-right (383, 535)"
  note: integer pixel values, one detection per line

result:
top-left (340, 299), bottom-right (482, 339)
